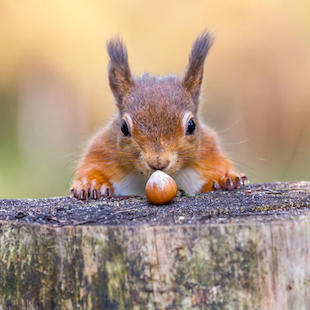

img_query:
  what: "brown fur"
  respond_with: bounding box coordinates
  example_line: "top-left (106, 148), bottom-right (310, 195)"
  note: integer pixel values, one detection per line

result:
top-left (71, 32), bottom-right (246, 199)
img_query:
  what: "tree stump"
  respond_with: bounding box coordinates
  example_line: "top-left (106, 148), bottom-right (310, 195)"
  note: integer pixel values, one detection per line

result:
top-left (0, 181), bottom-right (310, 309)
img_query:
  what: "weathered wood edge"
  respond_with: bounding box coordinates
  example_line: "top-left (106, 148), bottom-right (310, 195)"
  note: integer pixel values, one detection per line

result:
top-left (0, 181), bottom-right (310, 227)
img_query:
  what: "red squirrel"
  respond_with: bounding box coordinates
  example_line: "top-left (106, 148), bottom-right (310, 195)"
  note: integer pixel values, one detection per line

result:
top-left (71, 32), bottom-right (248, 200)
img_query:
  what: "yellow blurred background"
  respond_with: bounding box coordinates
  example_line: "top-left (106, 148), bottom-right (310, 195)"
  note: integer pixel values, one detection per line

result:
top-left (0, 0), bottom-right (309, 198)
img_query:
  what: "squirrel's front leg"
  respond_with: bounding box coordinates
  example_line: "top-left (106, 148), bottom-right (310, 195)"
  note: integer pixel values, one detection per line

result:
top-left (71, 127), bottom-right (121, 200)
top-left (197, 131), bottom-right (248, 193)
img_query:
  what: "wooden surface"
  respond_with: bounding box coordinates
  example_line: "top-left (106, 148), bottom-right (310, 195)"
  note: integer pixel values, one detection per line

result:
top-left (0, 181), bottom-right (310, 309)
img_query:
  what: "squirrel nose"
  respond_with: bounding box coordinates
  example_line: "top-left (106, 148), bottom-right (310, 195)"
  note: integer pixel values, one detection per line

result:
top-left (149, 161), bottom-right (170, 171)
top-left (144, 153), bottom-right (171, 171)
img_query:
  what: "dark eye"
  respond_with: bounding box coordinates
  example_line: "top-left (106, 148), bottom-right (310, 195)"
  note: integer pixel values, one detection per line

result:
top-left (186, 118), bottom-right (196, 135)
top-left (121, 119), bottom-right (130, 136)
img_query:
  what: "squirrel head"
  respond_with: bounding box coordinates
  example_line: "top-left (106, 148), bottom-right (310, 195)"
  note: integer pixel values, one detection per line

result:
top-left (107, 33), bottom-right (214, 176)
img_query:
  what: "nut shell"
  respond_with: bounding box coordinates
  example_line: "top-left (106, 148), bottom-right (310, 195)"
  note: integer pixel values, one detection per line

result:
top-left (145, 171), bottom-right (177, 205)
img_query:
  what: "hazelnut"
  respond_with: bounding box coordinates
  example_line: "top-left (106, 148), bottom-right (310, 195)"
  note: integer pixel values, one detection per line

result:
top-left (145, 170), bottom-right (177, 205)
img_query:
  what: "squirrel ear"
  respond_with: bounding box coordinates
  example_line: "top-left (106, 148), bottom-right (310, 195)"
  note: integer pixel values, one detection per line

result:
top-left (107, 38), bottom-right (134, 108)
top-left (182, 32), bottom-right (214, 103)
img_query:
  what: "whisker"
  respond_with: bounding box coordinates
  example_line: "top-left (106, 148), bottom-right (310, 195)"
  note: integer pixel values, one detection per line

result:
top-left (216, 119), bottom-right (241, 134)
top-left (226, 139), bottom-right (249, 146)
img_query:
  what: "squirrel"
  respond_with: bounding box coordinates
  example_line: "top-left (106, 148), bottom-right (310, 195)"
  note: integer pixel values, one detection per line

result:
top-left (71, 32), bottom-right (248, 200)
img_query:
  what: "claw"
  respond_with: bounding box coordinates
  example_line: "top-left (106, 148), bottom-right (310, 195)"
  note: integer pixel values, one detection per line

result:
top-left (80, 189), bottom-right (86, 200)
top-left (92, 189), bottom-right (98, 200)
top-left (100, 185), bottom-right (111, 198)
top-left (241, 175), bottom-right (249, 185)
top-left (225, 177), bottom-right (234, 190)
top-left (74, 189), bottom-right (78, 198)
top-left (235, 176), bottom-right (242, 188)
top-left (213, 180), bottom-right (221, 190)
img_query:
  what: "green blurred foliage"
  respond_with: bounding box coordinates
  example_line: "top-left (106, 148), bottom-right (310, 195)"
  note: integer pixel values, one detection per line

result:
top-left (0, 0), bottom-right (309, 198)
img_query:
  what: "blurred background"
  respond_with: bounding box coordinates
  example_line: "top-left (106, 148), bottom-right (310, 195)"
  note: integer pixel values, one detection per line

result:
top-left (0, 0), bottom-right (309, 198)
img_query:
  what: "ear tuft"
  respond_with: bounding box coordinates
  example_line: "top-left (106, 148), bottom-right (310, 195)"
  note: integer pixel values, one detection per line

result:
top-left (183, 32), bottom-right (214, 103)
top-left (107, 37), bottom-right (134, 108)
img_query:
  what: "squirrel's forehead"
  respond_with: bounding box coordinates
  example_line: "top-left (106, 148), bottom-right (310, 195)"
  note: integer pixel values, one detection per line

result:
top-left (127, 78), bottom-right (192, 107)
top-left (132, 104), bottom-right (181, 126)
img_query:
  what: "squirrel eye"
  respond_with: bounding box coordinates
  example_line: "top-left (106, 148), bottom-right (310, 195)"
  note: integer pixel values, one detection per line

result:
top-left (121, 119), bottom-right (130, 137)
top-left (186, 118), bottom-right (196, 135)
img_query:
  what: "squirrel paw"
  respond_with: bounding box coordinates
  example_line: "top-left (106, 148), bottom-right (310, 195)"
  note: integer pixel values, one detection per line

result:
top-left (212, 173), bottom-right (249, 191)
top-left (70, 178), bottom-right (113, 200)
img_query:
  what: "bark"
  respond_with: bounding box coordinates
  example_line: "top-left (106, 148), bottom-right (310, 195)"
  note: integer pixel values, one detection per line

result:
top-left (0, 181), bottom-right (310, 309)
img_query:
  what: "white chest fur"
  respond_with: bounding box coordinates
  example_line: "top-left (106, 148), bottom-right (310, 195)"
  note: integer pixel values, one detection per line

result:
top-left (171, 168), bottom-right (205, 195)
top-left (113, 173), bottom-right (148, 196)
top-left (112, 168), bottom-right (204, 196)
